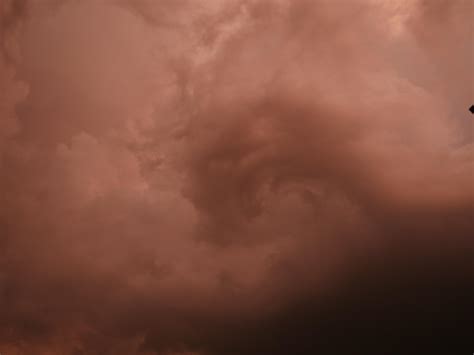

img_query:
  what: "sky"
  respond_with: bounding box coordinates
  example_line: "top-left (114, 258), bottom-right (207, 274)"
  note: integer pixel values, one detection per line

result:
top-left (0, 0), bottom-right (473, 354)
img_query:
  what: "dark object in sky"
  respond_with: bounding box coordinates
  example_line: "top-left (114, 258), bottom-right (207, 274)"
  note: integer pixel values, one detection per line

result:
top-left (470, 105), bottom-right (474, 114)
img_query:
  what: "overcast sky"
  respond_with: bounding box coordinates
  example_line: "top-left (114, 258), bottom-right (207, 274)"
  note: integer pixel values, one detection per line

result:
top-left (0, 0), bottom-right (472, 354)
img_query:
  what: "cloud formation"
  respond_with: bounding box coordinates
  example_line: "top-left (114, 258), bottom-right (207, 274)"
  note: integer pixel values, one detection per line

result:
top-left (0, 0), bottom-right (472, 354)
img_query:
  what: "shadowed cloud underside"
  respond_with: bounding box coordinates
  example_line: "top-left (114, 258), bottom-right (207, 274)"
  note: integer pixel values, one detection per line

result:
top-left (0, 0), bottom-right (473, 354)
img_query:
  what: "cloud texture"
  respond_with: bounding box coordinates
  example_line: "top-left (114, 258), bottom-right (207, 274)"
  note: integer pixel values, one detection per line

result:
top-left (0, 0), bottom-right (473, 354)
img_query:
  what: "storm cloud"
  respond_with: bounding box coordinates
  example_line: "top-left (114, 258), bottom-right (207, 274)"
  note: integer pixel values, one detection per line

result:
top-left (0, 0), bottom-right (472, 354)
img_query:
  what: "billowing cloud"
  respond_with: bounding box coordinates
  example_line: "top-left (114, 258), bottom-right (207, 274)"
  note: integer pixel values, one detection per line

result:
top-left (0, 0), bottom-right (472, 354)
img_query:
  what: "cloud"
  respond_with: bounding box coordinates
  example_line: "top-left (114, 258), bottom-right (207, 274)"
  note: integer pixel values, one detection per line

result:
top-left (0, 0), bottom-right (29, 149)
top-left (0, 0), bottom-right (472, 354)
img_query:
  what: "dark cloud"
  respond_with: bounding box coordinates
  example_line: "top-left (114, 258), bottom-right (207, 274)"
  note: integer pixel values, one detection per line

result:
top-left (0, 0), bottom-right (472, 354)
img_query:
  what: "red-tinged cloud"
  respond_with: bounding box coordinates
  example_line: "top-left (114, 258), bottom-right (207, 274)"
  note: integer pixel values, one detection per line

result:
top-left (0, 0), bottom-right (472, 354)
